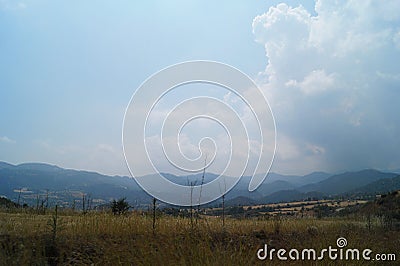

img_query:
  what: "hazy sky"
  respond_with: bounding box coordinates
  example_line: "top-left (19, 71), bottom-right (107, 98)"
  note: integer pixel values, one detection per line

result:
top-left (1, 0), bottom-right (399, 176)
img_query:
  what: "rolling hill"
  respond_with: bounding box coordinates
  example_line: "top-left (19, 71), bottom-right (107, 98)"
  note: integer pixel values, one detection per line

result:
top-left (0, 162), bottom-right (149, 207)
top-left (1, 161), bottom-right (399, 207)
top-left (348, 175), bottom-right (400, 196)
top-left (297, 169), bottom-right (397, 195)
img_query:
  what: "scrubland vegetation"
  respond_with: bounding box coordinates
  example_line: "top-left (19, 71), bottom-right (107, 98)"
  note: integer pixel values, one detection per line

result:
top-left (1, 197), bottom-right (399, 265)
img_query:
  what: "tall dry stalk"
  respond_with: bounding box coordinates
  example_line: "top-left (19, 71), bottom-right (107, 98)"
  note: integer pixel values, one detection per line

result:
top-left (218, 176), bottom-right (227, 229)
top-left (197, 156), bottom-right (207, 223)
top-left (152, 197), bottom-right (157, 232)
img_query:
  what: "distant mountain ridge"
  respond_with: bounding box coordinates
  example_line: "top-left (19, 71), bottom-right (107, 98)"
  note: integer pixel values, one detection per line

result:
top-left (0, 161), bottom-right (16, 169)
top-left (298, 169), bottom-right (397, 195)
top-left (348, 175), bottom-right (400, 196)
top-left (0, 161), bottom-right (398, 207)
top-left (229, 170), bottom-right (399, 205)
top-left (0, 162), bottom-right (148, 207)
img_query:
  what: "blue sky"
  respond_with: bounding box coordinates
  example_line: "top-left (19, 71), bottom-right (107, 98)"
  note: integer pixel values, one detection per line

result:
top-left (1, 0), bottom-right (399, 176)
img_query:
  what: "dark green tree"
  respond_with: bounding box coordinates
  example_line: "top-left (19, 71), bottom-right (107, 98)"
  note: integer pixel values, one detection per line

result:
top-left (111, 198), bottom-right (130, 215)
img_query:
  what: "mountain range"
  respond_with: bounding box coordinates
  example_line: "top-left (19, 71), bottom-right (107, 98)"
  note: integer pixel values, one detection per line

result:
top-left (0, 161), bottom-right (399, 208)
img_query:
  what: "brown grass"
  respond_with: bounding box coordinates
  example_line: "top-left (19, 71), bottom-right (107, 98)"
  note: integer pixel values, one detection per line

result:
top-left (0, 210), bottom-right (399, 265)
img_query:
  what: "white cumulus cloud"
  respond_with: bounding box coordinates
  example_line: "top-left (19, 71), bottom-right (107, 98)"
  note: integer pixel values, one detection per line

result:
top-left (253, 0), bottom-right (400, 174)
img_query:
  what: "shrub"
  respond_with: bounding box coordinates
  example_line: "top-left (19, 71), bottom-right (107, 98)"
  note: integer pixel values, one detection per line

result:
top-left (111, 198), bottom-right (130, 215)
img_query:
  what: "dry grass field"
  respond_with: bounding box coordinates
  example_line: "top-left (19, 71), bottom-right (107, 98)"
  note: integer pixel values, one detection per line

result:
top-left (1, 208), bottom-right (399, 265)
